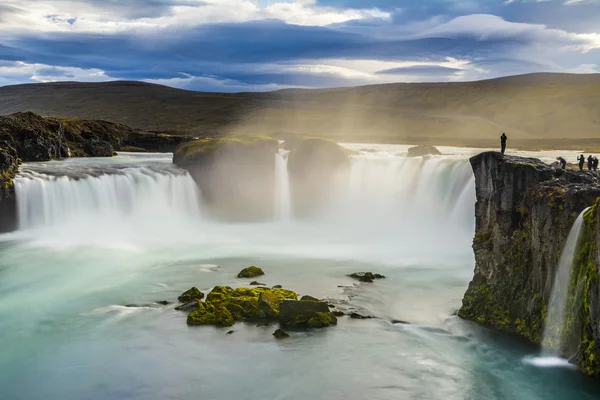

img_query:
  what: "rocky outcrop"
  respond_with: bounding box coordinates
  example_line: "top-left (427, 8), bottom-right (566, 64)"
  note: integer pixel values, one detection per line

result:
top-left (237, 266), bottom-right (265, 278)
top-left (459, 151), bottom-right (600, 377)
top-left (286, 137), bottom-right (349, 218)
top-left (407, 145), bottom-right (441, 157)
top-left (0, 142), bottom-right (18, 232)
top-left (174, 136), bottom-right (280, 221)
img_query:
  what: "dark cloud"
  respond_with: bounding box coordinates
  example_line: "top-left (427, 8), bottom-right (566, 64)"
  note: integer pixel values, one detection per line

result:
top-left (376, 65), bottom-right (462, 75)
top-left (34, 66), bottom-right (75, 77)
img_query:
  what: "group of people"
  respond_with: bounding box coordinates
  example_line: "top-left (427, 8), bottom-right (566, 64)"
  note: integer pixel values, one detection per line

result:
top-left (576, 154), bottom-right (599, 171)
top-left (501, 133), bottom-right (599, 172)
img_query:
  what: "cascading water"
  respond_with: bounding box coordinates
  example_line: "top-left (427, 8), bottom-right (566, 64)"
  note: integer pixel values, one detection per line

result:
top-left (540, 210), bottom-right (587, 358)
top-left (274, 149), bottom-right (292, 221)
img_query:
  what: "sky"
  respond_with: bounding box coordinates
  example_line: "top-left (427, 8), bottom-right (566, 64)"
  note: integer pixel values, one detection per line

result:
top-left (0, 0), bottom-right (599, 92)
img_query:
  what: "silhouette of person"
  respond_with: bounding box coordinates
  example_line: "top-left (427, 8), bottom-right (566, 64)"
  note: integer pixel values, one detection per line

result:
top-left (588, 155), bottom-right (594, 171)
top-left (557, 157), bottom-right (567, 170)
top-left (500, 133), bottom-right (507, 155)
top-left (594, 157), bottom-right (599, 171)
top-left (578, 154), bottom-right (585, 171)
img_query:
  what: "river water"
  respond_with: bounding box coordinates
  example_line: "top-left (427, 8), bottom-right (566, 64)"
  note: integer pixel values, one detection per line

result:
top-left (0, 147), bottom-right (599, 400)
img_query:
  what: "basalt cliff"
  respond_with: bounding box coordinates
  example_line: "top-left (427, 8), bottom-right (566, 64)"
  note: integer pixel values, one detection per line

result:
top-left (459, 152), bottom-right (600, 377)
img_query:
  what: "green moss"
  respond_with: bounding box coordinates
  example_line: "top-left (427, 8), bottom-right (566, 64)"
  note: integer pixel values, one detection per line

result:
top-left (186, 303), bottom-right (235, 327)
top-left (177, 287), bottom-right (204, 303)
top-left (237, 266), bottom-right (265, 278)
top-left (174, 135), bottom-right (279, 165)
top-left (307, 312), bottom-right (338, 328)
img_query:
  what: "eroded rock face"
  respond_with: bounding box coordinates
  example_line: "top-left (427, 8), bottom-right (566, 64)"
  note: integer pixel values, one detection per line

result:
top-left (459, 151), bottom-right (600, 378)
top-left (279, 300), bottom-right (337, 328)
top-left (0, 142), bottom-right (18, 233)
top-left (173, 136), bottom-right (280, 221)
top-left (286, 137), bottom-right (349, 218)
top-left (407, 145), bottom-right (441, 157)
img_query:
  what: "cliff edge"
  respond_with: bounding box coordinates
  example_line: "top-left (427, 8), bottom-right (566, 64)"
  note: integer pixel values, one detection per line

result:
top-left (459, 151), bottom-right (600, 377)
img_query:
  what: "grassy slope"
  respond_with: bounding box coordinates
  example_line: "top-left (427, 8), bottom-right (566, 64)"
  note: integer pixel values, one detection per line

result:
top-left (1, 73), bottom-right (599, 149)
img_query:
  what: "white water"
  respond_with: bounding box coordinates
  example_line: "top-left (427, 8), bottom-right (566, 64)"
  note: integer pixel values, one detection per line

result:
top-left (541, 210), bottom-right (587, 356)
top-left (274, 149), bottom-right (292, 221)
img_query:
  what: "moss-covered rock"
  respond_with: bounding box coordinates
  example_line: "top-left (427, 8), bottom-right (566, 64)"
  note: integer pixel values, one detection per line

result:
top-left (187, 302), bottom-right (235, 327)
top-left (237, 266), bottom-right (265, 278)
top-left (300, 295), bottom-right (320, 301)
top-left (273, 329), bottom-right (290, 339)
top-left (258, 289), bottom-right (298, 318)
top-left (0, 141), bottom-right (18, 233)
top-left (279, 300), bottom-right (337, 327)
top-left (286, 136), bottom-right (349, 218)
top-left (178, 287), bottom-right (205, 303)
top-left (173, 135), bottom-right (280, 221)
top-left (175, 300), bottom-right (203, 312)
top-left (308, 312), bottom-right (338, 328)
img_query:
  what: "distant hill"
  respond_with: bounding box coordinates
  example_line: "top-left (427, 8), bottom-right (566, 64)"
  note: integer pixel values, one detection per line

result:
top-left (1, 73), bottom-right (599, 150)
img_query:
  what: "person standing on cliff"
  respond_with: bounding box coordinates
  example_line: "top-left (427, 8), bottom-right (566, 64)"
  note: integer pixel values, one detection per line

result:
top-left (594, 157), bottom-right (599, 171)
top-left (500, 133), bottom-right (507, 155)
top-left (578, 154), bottom-right (585, 171)
top-left (557, 157), bottom-right (567, 170)
top-left (588, 155), bottom-right (594, 171)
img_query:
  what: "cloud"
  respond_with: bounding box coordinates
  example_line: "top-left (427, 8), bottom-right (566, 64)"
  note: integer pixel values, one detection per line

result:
top-left (376, 65), bottom-right (462, 76)
top-left (0, 1), bottom-right (598, 91)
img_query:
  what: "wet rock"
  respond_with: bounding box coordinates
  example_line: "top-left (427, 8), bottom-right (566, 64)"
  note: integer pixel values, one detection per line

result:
top-left (250, 281), bottom-right (266, 286)
top-left (178, 287), bottom-right (205, 303)
top-left (350, 313), bottom-right (374, 319)
top-left (187, 302), bottom-right (234, 327)
top-left (272, 285), bottom-right (282, 289)
top-left (327, 304), bottom-right (335, 308)
top-left (258, 289), bottom-right (298, 318)
top-left (347, 272), bottom-right (386, 283)
top-left (391, 319), bottom-right (410, 325)
top-left (226, 330), bottom-right (235, 335)
top-left (273, 329), bottom-right (290, 339)
top-left (155, 300), bottom-right (170, 306)
top-left (407, 145), bottom-right (441, 157)
top-left (237, 266), bottom-right (265, 278)
top-left (300, 295), bottom-right (319, 301)
top-left (332, 310), bottom-right (345, 317)
top-left (279, 300), bottom-right (337, 328)
top-left (175, 300), bottom-right (202, 312)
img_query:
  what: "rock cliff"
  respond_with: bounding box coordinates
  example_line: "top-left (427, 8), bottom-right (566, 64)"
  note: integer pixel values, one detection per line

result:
top-left (459, 151), bottom-right (600, 378)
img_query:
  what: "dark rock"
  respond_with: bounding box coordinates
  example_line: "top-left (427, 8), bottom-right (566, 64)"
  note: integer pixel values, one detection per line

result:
top-left (350, 313), bottom-right (374, 319)
top-left (238, 266), bottom-right (265, 278)
top-left (0, 142), bottom-right (18, 233)
top-left (273, 329), bottom-right (290, 339)
top-left (459, 151), bottom-right (600, 378)
top-left (187, 302), bottom-right (235, 327)
top-left (175, 300), bottom-right (202, 312)
top-left (348, 272), bottom-right (386, 283)
top-left (155, 300), bottom-right (170, 306)
top-left (300, 295), bottom-right (319, 301)
top-left (178, 287), bottom-right (205, 303)
top-left (250, 281), bottom-right (266, 286)
top-left (272, 285), bottom-right (283, 289)
top-left (333, 310), bottom-right (345, 317)
top-left (279, 300), bottom-right (337, 328)
top-left (226, 330), bottom-right (235, 335)
top-left (327, 304), bottom-right (335, 308)
top-left (407, 145), bottom-right (442, 157)
top-left (391, 320), bottom-right (410, 325)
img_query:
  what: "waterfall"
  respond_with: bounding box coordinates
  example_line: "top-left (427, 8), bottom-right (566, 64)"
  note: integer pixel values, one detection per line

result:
top-left (274, 149), bottom-right (292, 221)
top-left (541, 210), bottom-right (587, 355)
top-left (15, 168), bottom-right (203, 231)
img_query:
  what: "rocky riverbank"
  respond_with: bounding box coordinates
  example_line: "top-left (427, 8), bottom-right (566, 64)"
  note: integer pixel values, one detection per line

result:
top-left (459, 151), bottom-right (600, 378)
top-left (0, 112), bottom-right (190, 232)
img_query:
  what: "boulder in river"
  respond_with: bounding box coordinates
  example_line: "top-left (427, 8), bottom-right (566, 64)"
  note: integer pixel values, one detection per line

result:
top-left (273, 329), bottom-right (290, 339)
top-left (407, 145), bottom-right (441, 157)
top-left (175, 300), bottom-right (203, 312)
top-left (237, 266), bottom-right (265, 278)
top-left (187, 302), bottom-right (235, 327)
top-left (249, 281), bottom-right (266, 286)
top-left (178, 287), bottom-right (205, 303)
top-left (300, 295), bottom-right (320, 301)
top-left (279, 300), bottom-right (337, 328)
top-left (347, 272), bottom-right (386, 283)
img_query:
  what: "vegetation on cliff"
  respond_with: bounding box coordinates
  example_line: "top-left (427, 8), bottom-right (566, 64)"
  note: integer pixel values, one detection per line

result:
top-left (173, 135), bottom-right (279, 166)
